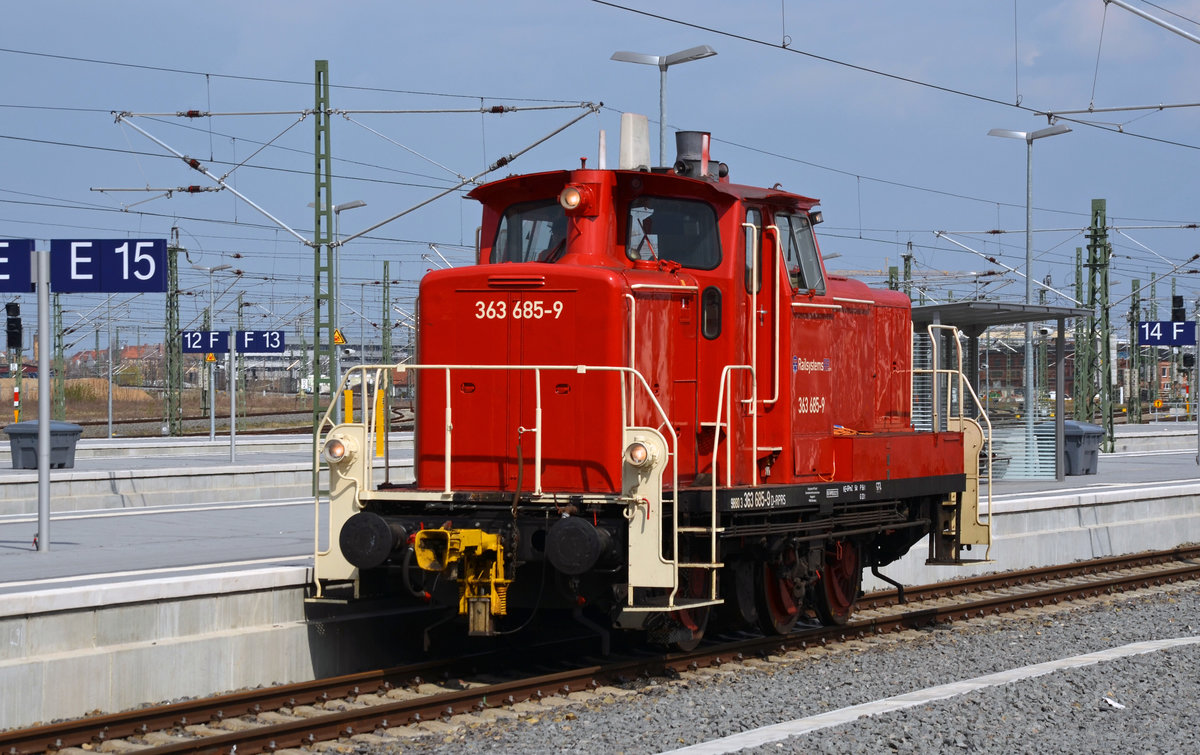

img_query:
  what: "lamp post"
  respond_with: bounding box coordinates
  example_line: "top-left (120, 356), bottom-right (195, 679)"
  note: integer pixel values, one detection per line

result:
top-left (330, 200), bottom-right (366, 416)
top-left (988, 122), bottom-right (1070, 462)
top-left (611, 44), bottom-right (717, 166)
top-left (192, 262), bottom-right (231, 441)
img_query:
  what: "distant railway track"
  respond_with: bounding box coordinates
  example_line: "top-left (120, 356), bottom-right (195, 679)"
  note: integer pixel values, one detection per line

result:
top-left (70, 411), bottom-right (315, 437)
top-left (73, 406), bottom-right (413, 437)
top-left (3, 545), bottom-right (1198, 755)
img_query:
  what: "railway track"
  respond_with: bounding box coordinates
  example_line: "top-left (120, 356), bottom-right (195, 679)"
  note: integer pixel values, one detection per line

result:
top-left (73, 410), bottom-right (316, 437)
top-left (3, 545), bottom-right (1198, 755)
top-left (74, 406), bottom-right (413, 437)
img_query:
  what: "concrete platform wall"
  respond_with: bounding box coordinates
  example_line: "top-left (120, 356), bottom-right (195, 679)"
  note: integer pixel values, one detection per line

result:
top-left (0, 569), bottom-right (312, 729)
top-left (863, 482), bottom-right (1200, 590)
top-left (0, 568), bottom-right (428, 730)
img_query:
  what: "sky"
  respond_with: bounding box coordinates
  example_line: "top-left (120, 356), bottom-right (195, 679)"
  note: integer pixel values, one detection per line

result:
top-left (4, 0), bottom-right (1200, 352)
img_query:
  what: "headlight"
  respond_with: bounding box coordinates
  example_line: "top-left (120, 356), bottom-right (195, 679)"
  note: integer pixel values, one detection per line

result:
top-left (624, 440), bottom-right (653, 467)
top-left (559, 185), bottom-right (583, 210)
top-left (322, 434), bottom-right (357, 464)
top-left (558, 183), bottom-right (597, 215)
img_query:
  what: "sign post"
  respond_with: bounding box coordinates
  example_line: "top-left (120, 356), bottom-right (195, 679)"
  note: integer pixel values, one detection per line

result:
top-left (0, 238), bottom-right (172, 551)
top-left (36, 250), bottom-right (50, 552)
top-left (31, 238), bottom-right (167, 552)
top-left (229, 329), bottom-right (237, 463)
top-left (183, 330), bottom-right (287, 460)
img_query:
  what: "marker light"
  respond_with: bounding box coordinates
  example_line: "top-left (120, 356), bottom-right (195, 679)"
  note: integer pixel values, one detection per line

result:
top-left (322, 434), bottom-right (357, 464)
top-left (624, 440), bottom-right (653, 467)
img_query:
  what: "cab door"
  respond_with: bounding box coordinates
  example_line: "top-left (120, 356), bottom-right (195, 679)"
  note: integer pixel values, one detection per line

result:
top-left (737, 208), bottom-right (785, 484)
top-left (778, 212), bottom-right (836, 480)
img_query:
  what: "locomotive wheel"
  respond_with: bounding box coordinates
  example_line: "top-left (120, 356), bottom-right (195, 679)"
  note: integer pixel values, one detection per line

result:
top-left (813, 540), bottom-right (862, 626)
top-left (666, 568), bottom-right (710, 651)
top-left (756, 549), bottom-right (802, 635)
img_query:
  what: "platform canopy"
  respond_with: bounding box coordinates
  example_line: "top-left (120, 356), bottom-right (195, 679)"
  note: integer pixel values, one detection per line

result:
top-left (911, 301), bottom-right (1091, 336)
top-left (911, 300), bottom-right (1093, 483)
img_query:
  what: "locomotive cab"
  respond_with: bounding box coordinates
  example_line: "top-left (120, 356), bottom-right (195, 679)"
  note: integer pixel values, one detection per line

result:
top-left (312, 121), bottom-right (991, 649)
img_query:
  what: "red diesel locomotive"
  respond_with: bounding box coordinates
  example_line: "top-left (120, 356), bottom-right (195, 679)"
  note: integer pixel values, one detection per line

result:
top-left (312, 120), bottom-right (990, 649)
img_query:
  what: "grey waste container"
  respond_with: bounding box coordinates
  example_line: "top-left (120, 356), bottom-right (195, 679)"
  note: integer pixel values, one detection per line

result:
top-left (1062, 420), bottom-right (1103, 476)
top-left (4, 420), bottom-right (84, 469)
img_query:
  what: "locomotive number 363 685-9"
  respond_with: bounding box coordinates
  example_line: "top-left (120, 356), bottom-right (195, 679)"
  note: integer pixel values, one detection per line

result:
top-left (474, 300), bottom-right (564, 320)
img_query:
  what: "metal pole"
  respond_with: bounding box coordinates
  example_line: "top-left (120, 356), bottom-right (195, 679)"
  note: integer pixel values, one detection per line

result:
top-left (229, 328), bottom-right (236, 463)
top-left (658, 66), bottom-right (667, 167)
top-left (36, 250), bottom-right (50, 552)
top-left (208, 270), bottom-right (216, 442)
top-left (1024, 138), bottom-right (1035, 455)
top-left (107, 300), bottom-right (113, 439)
top-left (332, 210), bottom-right (340, 421)
top-left (1106, 0), bottom-right (1200, 46)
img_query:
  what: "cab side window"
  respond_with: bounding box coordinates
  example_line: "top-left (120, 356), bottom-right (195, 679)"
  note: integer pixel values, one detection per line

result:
top-left (744, 208), bottom-right (762, 293)
top-left (775, 213), bottom-right (825, 294)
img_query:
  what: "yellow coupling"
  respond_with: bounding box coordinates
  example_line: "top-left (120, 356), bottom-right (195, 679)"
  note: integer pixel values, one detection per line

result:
top-left (412, 528), bottom-right (511, 636)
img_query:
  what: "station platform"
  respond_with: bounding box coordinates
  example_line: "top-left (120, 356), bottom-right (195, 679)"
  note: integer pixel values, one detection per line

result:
top-left (0, 426), bottom-right (1196, 592)
top-left (0, 425), bottom-right (1198, 729)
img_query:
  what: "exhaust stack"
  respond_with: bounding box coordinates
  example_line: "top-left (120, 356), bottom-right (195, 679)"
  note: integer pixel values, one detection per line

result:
top-left (673, 131), bottom-right (728, 181)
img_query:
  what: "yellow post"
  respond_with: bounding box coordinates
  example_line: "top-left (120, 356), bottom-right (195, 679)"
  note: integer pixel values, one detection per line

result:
top-left (342, 388), bottom-right (353, 423)
top-left (375, 387), bottom-right (385, 457)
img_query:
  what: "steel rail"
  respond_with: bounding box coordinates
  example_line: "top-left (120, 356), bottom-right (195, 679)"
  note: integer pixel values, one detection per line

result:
top-left (3, 547), bottom-right (1197, 755)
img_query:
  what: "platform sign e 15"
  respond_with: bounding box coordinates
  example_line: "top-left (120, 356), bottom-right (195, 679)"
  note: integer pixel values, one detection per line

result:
top-left (1138, 321), bottom-right (1196, 346)
top-left (50, 239), bottom-right (167, 293)
top-left (0, 239), bottom-right (33, 293)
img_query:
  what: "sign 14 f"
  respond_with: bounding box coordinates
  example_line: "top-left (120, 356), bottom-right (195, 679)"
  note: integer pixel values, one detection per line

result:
top-left (1138, 321), bottom-right (1196, 346)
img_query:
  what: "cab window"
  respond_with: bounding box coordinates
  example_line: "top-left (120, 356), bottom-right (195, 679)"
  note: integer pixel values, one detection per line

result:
top-left (493, 199), bottom-right (567, 263)
top-left (627, 197), bottom-right (720, 270)
top-left (775, 213), bottom-right (824, 294)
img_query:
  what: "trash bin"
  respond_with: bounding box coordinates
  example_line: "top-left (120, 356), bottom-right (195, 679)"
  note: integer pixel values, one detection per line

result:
top-left (1062, 420), bottom-right (1103, 476)
top-left (3, 420), bottom-right (84, 469)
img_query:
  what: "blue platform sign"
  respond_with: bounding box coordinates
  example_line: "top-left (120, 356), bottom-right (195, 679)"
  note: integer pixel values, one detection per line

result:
top-left (181, 330), bottom-right (286, 354)
top-left (237, 330), bottom-right (286, 353)
top-left (181, 330), bottom-right (229, 354)
top-left (1138, 321), bottom-right (1196, 346)
top-left (50, 239), bottom-right (167, 293)
top-left (0, 239), bottom-right (33, 293)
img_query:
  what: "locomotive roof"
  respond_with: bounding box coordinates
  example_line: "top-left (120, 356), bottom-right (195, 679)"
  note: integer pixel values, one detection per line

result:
top-left (468, 169), bottom-right (820, 211)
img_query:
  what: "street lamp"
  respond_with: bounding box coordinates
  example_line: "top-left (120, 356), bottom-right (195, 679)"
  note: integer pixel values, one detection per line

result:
top-left (611, 44), bottom-right (717, 166)
top-left (191, 262), bottom-right (231, 441)
top-left (988, 122), bottom-right (1071, 460)
top-left (330, 201), bottom-right (366, 412)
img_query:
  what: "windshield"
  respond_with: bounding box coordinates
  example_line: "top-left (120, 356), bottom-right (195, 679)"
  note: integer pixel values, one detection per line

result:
top-left (627, 197), bottom-right (720, 270)
top-left (493, 199), bottom-right (567, 263)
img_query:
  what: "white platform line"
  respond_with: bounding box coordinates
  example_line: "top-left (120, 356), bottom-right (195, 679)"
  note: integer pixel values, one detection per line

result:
top-left (0, 497), bottom-right (310, 524)
top-left (0, 555), bottom-right (310, 590)
top-left (659, 636), bottom-right (1200, 755)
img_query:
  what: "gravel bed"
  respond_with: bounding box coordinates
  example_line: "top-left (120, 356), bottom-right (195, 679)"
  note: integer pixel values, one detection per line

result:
top-left (352, 584), bottom-right (1200, 754)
